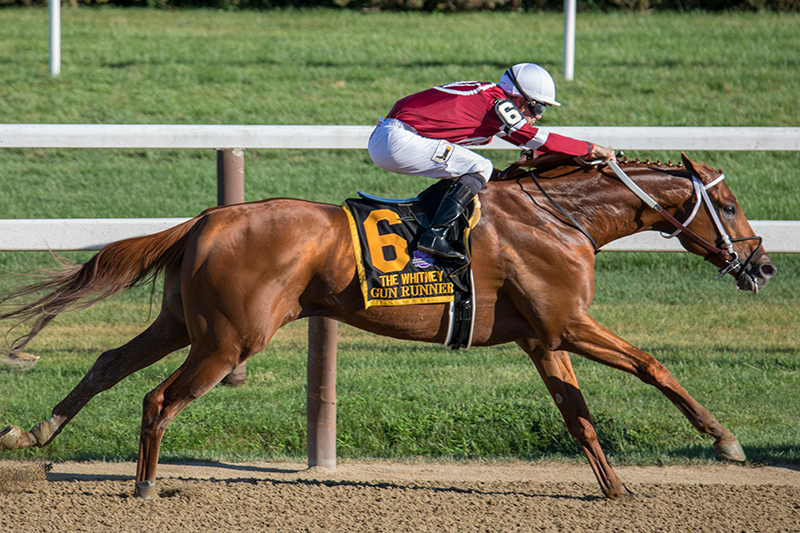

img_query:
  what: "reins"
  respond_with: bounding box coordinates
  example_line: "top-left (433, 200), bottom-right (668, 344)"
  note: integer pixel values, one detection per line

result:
top-left (520, 172), bottom-right (600, 253)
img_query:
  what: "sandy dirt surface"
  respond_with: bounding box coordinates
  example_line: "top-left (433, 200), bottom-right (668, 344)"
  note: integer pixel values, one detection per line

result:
top-left (1, 459), bottom-right (799, 532)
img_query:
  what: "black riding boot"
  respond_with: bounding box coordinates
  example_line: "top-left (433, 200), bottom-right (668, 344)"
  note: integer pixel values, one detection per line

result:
top-left (417, 179), bottom-right (476, 263)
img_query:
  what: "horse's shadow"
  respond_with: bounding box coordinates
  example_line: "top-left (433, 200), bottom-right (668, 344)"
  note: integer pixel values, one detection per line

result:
top-left (46, 460), bottom-right (303, 482)
top-left (46, 460), bottom-right (600, 502)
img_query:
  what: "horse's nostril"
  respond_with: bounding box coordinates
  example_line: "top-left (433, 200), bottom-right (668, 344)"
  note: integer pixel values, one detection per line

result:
top-left (760, 263), bottom-right (777, 278)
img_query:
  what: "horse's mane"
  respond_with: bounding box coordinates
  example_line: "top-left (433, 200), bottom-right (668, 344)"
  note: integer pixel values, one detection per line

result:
top-left (491, 153), bottom-right (692, 183)
top-left (487, 154), bottom-right (707, 248)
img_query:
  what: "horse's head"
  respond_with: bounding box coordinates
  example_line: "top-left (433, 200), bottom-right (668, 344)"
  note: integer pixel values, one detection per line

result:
top-left (675, 153), bottom-right (776, 294)
top-left (492, 153), bottom-right (776, 294)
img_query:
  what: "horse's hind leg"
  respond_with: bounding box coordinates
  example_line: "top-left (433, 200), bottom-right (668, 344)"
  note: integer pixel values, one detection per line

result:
top-left (517, 339), bottom-right (630, 499)
top-left (134, 342), bottom-right (248, 499)
top-left (0, 311), bottom-right (190, 451)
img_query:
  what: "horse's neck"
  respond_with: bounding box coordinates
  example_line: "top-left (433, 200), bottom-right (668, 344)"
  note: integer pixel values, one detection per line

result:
top-left (598, 167), bottom-right (694, 246)
top-left (485, 164), bottom-right (693, 249)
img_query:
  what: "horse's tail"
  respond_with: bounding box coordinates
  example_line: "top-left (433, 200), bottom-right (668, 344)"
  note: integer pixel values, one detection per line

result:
top-left (0, 215), bottom-right (205, 359)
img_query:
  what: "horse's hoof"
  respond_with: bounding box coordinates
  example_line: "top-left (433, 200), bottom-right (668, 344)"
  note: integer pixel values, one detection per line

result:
top-left (605, 484), bottom-right (634, 500)
top-left (714, 437), bottom-right (746, 462)
top-left (0, 425), bottom-right (23, 450)
top-left (2, 351), bottom-right (39, 369)
top-left (134, 480), bottom-right (158, 500)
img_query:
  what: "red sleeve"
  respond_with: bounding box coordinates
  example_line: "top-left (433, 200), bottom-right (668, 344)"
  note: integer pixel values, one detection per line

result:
top-left (539, 133), bottom-right (594, 158)
top-left (503, 124), bottom-right (593, 158)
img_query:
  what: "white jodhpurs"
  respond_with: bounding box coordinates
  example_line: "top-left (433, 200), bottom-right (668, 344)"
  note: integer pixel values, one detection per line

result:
top-left (368, 118), bottom-right (493, 185)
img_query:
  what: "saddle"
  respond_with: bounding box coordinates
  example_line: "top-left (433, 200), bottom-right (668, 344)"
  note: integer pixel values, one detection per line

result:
top-left (341, 180), bottom-right (480, 350)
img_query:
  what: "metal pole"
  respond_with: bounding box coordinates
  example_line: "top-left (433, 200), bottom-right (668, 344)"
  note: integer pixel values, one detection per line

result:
top-left (216, 148), bottom-right (245, 206)
top-left (563, 0), bottom-right (576, 81)
top-left (49, 0), bottom-right (61, 77)
top-left (307, 317), bottom-right (337, 471)
top-left (217, 149), bottom-right (246, 385)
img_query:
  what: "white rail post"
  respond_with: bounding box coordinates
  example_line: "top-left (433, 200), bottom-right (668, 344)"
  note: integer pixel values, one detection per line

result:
top-left (49, 0), bottom-right (61, 77)
top-left (563, 0), bottom-right (576, 81)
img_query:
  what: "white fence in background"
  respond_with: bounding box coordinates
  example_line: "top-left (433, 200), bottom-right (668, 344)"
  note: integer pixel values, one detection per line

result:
top-left (2, 124), bottom-right (800, 151)
top-left (1, 217), bottom-right (795, 253)
top-left (2, 123), bottom-right (797, 473)
top-left (1, 124), bottom-right (798, 253)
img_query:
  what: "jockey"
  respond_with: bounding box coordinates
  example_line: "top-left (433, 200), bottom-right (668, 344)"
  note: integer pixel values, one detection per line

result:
top-left (368, 62), bottom-right (616, 263)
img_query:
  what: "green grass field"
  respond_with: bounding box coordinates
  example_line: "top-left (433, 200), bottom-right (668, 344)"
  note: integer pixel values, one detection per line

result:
top-left (0, 8), bottom-right (798, 466)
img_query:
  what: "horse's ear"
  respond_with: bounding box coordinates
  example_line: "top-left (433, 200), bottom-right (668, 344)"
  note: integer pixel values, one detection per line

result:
top-left (681, 152), bottom-right (714, 182)
top-left (680, 152), bottom-right (697, 174)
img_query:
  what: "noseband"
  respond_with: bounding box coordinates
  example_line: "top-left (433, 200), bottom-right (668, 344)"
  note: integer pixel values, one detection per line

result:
top-left (607, 161), bottom-right (764, 282)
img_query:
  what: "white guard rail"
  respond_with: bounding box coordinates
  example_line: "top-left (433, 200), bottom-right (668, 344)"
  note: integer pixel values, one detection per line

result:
top-left (2, 124), bottom-right (800, 151)
top-left (0, 218), bottom-right (795, 253)
top-left (1, 124), bottom-right (798, 253)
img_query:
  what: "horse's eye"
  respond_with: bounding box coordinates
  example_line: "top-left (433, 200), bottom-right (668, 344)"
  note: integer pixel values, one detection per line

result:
top-left (723, 204), bottom-right (736, 216)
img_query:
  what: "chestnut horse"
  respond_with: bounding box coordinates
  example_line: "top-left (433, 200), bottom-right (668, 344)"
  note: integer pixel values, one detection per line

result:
top-left (0, 153), bottom-right (775, 499)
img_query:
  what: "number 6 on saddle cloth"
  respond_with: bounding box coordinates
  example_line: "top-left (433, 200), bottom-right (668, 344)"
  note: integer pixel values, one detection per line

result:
top-left (342, 180), bottom-right (481, 350)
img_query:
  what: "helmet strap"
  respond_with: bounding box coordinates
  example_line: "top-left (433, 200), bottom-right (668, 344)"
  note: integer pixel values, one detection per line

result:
top-left (505, 67), bottom-right (533, 105)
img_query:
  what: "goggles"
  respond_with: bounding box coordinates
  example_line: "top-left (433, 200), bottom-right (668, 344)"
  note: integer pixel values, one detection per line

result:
top-left (527, 101), bottom-right (547, 117)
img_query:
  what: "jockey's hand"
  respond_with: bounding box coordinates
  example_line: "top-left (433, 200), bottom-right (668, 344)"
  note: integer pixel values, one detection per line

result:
top-left (591, 144), bottom-right (616, 163)
top-left (513, 150), bottom-right (537, 167)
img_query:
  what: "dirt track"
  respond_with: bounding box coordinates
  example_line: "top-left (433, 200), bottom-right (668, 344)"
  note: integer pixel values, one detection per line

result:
top-left (1, 459), bottom-right (799, 532)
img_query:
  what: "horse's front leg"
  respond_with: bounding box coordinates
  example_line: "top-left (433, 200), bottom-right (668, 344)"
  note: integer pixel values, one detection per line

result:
top-left (517, 339), bottom-right (630, 499)
top-left (562, 314), bottom-right (745, 462)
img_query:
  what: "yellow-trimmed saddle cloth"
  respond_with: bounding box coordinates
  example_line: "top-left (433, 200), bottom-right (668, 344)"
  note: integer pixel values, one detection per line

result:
top-left (341, 181), bottom-right (481, 349)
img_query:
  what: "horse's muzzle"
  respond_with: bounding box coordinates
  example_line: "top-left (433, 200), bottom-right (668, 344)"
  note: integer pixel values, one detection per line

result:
top-left (735, 256), bottom-right (776, 294)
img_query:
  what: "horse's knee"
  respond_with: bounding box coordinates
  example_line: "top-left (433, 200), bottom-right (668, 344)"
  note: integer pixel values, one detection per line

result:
top-left (632, 355), bottom-right (674, 387)
top-left (140, 385), bottom-right (188, 434)
top-left (142, 386), bottom-right (162, 408)
top-left (563, 415), bottom-right (598, 444)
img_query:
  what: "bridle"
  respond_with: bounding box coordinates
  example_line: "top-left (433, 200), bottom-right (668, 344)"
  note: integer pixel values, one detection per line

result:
top-left (607, 161), bottom-right (764, 285)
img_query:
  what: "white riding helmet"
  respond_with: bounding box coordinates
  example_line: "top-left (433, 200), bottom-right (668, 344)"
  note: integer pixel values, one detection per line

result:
top-left (498, 63), bottom-right (561, 107)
